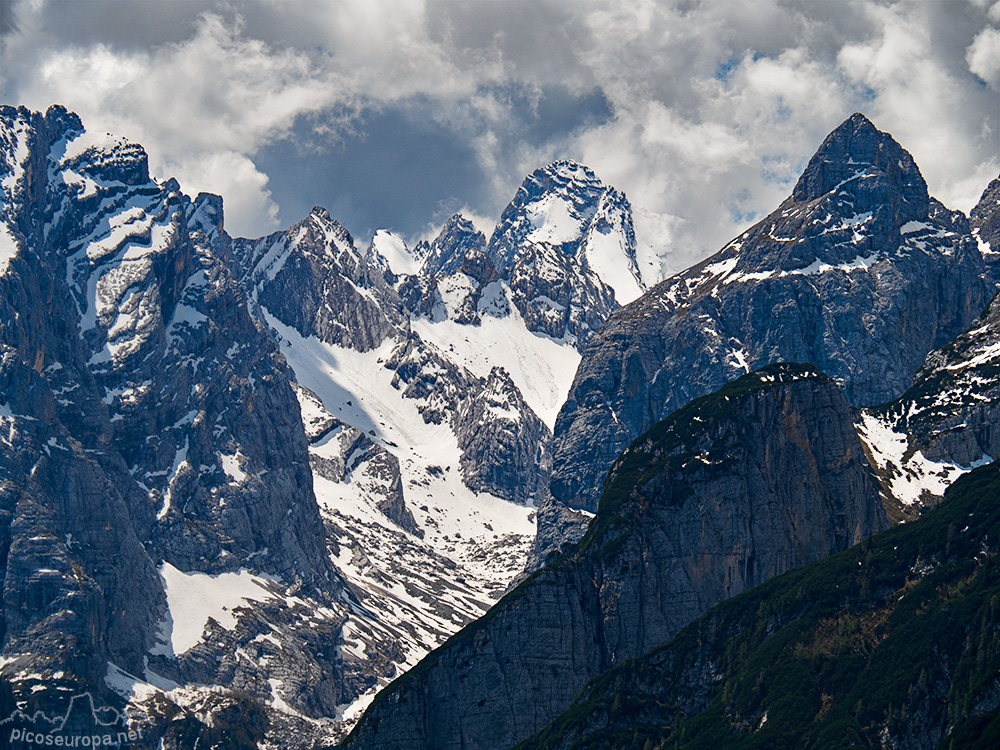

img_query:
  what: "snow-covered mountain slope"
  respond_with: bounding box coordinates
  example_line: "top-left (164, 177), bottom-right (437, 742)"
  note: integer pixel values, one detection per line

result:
top-left (275, 326), bottom-right (536, 721)
top-left (0, 104), bottom-right (364, 749)
top-left (386, 161), bottom-right (676, 426)
top-left (395, 213), bottom-right (582, 427)
top-left (217, 158), bottom-right (673, 727)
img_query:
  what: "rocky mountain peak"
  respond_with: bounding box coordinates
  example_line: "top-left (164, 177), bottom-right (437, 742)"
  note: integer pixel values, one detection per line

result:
top-left (791, 112), bottom-right (928, 225)
top-left (419, 212), bottom-right (488, 279)
top-left (0, 105), bottom-right (362, 746)
top-left (488, 159), bottom-right (609, 272)
top-left (392, 159), bottom-right (647, 349)
top-left (548, 115), bottom-right (991, 513)
top-left (298, 206), bottom-right (357, 259)
top-left (525, 159), bottom-right (603, 196)
top-left (971, 173), bottom-right (1000, 276)
top-left (439, 211), bottom-right (481, 240)
top-left (43, 103), bottom-right (85, 134)
top-left (476, 159), bottom-right (638, 347)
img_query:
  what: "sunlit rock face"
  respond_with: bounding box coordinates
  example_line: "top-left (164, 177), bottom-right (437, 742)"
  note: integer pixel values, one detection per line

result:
top-left (550, 113), bottom-right (992, 514)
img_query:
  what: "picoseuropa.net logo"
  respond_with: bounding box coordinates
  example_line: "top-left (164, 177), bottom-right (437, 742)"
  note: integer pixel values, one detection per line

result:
top-left (1, 692), bottom-right (143, 748)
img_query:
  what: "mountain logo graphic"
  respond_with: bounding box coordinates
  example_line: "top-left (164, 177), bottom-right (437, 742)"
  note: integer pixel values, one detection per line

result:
top-left (0, 692), bottom-right (142, 748)
top-left (0, 692), bottom-right (122, 731)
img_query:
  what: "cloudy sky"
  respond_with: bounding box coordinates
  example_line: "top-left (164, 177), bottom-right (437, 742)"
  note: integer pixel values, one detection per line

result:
top-left (1, 0), bottom-right (998, 271)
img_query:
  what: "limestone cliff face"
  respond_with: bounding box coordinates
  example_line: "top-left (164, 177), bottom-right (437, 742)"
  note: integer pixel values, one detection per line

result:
top-left (856, 177), bottom-right (1000, 522)
top-left (550, 114), bottom-right (992, 514)
top-left (345, 364), bottom-right (888, 749)
top-left (971, 173), bottom-right (1000, 280)
top-left (519, 462), bottom-right (1000, 750)
top-left (0, 104), bottom-right (347, 747)
top-left (591, 364), bottom-right (887, 661)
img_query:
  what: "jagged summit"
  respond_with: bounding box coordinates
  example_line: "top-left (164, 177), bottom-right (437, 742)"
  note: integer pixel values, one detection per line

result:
top-left (791, 112), bottom-right (928, 224)
top-left (309, 204), bottom-right (333, 220)
top-left (516, 159), bottom-right (604, 202)
top-left (418, 212), bottom-right (488, 279)
top-left (548, 112), bottom-right (991, 512)
top-left (477, 159), bottom-right (643, 344)
top-left (233, 204), bottom-right (404, 353)
top-left (488, 159), bottom-right (612, 272)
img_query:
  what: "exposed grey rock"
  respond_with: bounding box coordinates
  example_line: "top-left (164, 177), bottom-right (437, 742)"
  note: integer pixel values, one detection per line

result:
top-left (233, 207), bottom-right (407, 352)
top-left (396, 272), bottom-right (442, 321)
top-left (360, 448), bottom-right (421, 538)
top-left (385, 333), bottom-right (475, 426)
top-left (858, 303), bottom-right (1000, 521)
top-left (398, 215), bottom-right (495, 325)
top-left (345, 364), bottom-right (888, 749)
top-left (0, 104), bottom-right (349, 747)
top-left (551, 113), bottom-right (993, 513)
top-left (455, 367), bottom-right (551, 505)
top-left (485, 161), bottom-right (630, 348)
top-left (525, 496), bottom-right (590, 571)
top-left (292, 383), bottom-right (421, 537)
top-left (420, 214), bottom-right (491, 282)
top-left (971, 173), bottom-right (1000, 280)
top-left (382, 335), bottom-right (554, 506)
top-left (856, 180), bottom-right (1000, 521)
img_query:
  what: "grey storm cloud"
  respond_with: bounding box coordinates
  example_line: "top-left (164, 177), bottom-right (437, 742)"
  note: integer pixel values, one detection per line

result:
top-left (1, 0), bottom-right (997, 272)
top-left (255, 85), bottom-right (613, 242)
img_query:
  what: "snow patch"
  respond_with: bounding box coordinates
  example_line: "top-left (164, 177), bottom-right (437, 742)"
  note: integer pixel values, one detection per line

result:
top-left (219, 450), bottom-right (248, 483)
top-left (167, 303), bottom-right (208, 344)
top-left (158, 562), bottom-right (276, 654)
top-left (526, 194), bottom-right (583, 246)
top-left (371, 230), bottom-right (419, 276)
top-left (632, 206), bottom-right (683, 288)
top-left (583, 224), bottom-right (643, 304)
top-left (0, 221), bottom-right (19, 275)
top-left (790, 251), bottom-right (880, 276)
top-left (105, 663), bottom-right (164, 703)
top-left (857, 412), bottom-right (991, 507)
top-left (410, 296), bottom-right (579, 428)
top-left (157, 438), bottom-right (189, 519)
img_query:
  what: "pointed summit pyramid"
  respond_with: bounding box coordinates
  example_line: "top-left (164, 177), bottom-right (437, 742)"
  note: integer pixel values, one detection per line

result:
top-left (476, 159), bottom-right (643, 346)
top-left (487, 160), bottom-right (609, 273)
top-left (791, 113), bottom-right (929, 225)
top-left (549, 115), bottom-right (993, 511)
top-left (232, 205), bottom-right (407, 351)
top-left (419, 213), bottom-right (488, 279)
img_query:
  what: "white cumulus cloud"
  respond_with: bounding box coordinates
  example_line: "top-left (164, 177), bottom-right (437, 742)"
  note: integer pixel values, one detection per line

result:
top-left (1, 0), bottom-right (996, 254)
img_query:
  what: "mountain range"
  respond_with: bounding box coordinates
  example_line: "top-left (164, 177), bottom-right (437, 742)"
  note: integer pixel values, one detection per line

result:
top-left (0, 104), bottom-right (998, 749)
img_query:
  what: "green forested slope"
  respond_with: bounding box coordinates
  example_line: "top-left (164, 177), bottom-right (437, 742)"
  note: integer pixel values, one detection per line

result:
top-left (520, 462), bottom-right (1000, 750)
